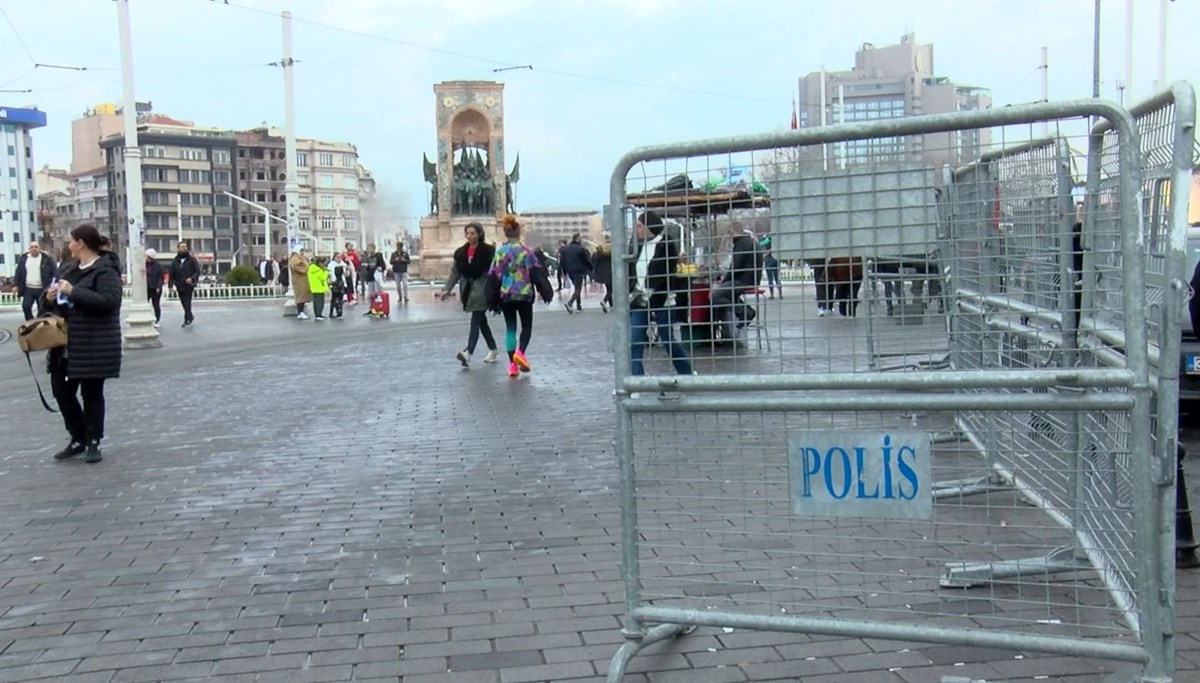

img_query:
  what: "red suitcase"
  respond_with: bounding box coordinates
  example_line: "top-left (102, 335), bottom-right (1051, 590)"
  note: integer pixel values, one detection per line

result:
top-left (369, 291), bottom-right (390, 317)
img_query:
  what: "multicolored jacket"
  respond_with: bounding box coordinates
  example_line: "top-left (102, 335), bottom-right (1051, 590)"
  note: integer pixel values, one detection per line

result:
top-left (489, 241), bottom-right (541, 303)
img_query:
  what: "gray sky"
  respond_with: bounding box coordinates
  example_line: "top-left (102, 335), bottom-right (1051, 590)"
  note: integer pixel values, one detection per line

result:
top-left (2, 0), bottom-right (1196, 228)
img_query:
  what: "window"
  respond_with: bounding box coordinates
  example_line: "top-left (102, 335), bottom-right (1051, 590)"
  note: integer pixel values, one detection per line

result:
top-left (255, 193), bottom-right (267, 203)
top-left (255, 171), bottom-right (265, 181)
top-left (213, 170), bottom-right (230, 185)
top-left (297, 172), bottom-right (309, 185)
top-left (317, 174), bottom-right (333, 188)
top-left (179, 169), bottom-right (212, 184)
top-left (216, 238), bottom-right (233, 252)
top-left (144, 190), bottom-right (171, 206)
top-left (77, 179), bottom-right (94, 192)
top-left (296, 152), bottom-right (308, 166)
top-left (342, 175), bottom-right (357, 190)
top-left (215, 195), bottom-right (230, 208)
top-left (179, 147), bottom-right (207, 161)
top-left (298, 218), bottom-right (309, 232)
top-left (143, 167), bottom-right (172, 183)
top-left (320, 216), bottom-right (336, 232)
top-left (318, 152), bottom-right (333, 167)
top-left (144, 213), bottom-right (170, 228)
top-left (318, 195), bottom-right (335, 210)
top-left (341, 154), bottom-right (355, 168)
top-left (216, 216), bottom-right (232, 231)
top-left (298, 195), bottom-right (309, 208)
top-left (342, 196), bottom-right (358, 210)
top-left (343, 218), bottom-right (356, 235)
top-left (213, 149), bottom-right (230, 164)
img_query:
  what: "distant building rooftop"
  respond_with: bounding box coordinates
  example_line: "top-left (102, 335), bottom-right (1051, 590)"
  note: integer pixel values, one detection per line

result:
top-left (522, 207), bottom-right (599, 215)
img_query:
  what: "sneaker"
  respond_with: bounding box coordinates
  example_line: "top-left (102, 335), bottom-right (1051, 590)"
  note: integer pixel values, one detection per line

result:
top-left (600, 301), bottom-right (609, 313)
top-left (297, 312), bottom-right (310, 320)
top-left (152, 321), bottom-right (161, 328)
top-left (181, 320), bottom-right (192, 328)
top-left (512, 350), bottom-right (531, 372)
top-left (507, 362), bottom-right (519, 377)
top-left (53, 441), bottom-right (86, 460)
top-left (564, 301), bottom-right (574, 314)
top-left (315, 316), bottom-right (327, 321)
top-left (575, 304), bottom-right (583, 312)
top-left (482, 349), bottom-right (500, 363)
top-left (456, 350), bottom-right (471, 367)
top-left (816, 308), bottom-right (828, 317)
top-left (85, 443), bottom-right (102, 464)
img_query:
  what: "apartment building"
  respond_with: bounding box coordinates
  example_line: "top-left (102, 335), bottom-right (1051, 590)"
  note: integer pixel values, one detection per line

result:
top-left (102, 115), bottom-right (237, 272)
top-left (235, 127), bottom-right (368, 259)
top-left (797, 33), bottom-right (992, 169)
top-left (520, 207), bottom-right (603, 252)
top-left (1, 106), bottom-right (46, 278)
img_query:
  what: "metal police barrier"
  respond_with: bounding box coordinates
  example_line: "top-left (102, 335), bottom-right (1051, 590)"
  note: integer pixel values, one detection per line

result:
top-left (606, 94), bottom-right (1178, 682)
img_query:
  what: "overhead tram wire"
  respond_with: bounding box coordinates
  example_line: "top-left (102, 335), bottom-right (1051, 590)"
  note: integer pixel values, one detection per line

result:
top-left (202, 0), bottom-right (789, 106)
top-left (0, 3), bottom-right (87, 72)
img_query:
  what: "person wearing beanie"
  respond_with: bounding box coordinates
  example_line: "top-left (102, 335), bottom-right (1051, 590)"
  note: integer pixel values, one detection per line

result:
top-left (628, 210), bottom-right (693, 376)
top-left (488, 214), bottom-right (552, 377)
top-left (145, 248), bottom-right (164, 327)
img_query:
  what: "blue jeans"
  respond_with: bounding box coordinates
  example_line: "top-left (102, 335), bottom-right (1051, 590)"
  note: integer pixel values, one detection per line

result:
top-left (630, 307), bottom-right (692, 376)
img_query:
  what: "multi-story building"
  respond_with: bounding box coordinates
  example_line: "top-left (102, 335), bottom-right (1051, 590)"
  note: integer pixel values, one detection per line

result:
top-left (102, 114), bottom-right (237, 272)
top-left (33, 167), bottom-right (112, 259)
top-left (520, 207), bottom-right (603, 252)
top-left (797, 33), bottom-right (992, 169)
top-left (1, 106), bottom-right (46, 279)
top-left (234, 127), bottom-right (370, 259)
top-left (71, 103), bottom-right (127, 175)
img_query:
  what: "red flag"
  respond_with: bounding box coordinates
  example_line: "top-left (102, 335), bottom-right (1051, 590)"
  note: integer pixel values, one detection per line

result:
top-left (790, 97), bottom-right (798, 129)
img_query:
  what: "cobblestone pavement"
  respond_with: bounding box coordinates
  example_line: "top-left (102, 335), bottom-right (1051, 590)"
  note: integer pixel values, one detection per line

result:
top-left (0, 287), bottom-right (1198, 682)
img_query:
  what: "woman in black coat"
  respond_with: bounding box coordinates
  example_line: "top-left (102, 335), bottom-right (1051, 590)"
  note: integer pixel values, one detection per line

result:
top-left (46, 224), bottom-right (123, 463)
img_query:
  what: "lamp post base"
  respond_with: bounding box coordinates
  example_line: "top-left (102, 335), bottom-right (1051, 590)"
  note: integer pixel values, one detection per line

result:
top-left (123, 301), bottom-right (162, 349)
top-left (283, 290), bottom-right (297, 317)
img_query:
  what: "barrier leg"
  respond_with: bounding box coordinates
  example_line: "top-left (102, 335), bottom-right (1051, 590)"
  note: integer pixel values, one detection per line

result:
top-left (1177, 442), bottom-right (1199, 569)
top-left (606, 622), bottom-right (695, 683)
top-left (941, 545), bottom-right (1092, 588)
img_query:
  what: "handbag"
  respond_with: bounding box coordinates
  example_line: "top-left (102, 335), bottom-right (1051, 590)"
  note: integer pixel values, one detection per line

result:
top-left (16, 314), bottom-right (67, 413)
top-left (17, 314), bottom-right (67, 353)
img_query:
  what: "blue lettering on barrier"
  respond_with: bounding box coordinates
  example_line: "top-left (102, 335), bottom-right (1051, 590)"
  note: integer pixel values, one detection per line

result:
top-left (786, 431), bottom-right (932, 520)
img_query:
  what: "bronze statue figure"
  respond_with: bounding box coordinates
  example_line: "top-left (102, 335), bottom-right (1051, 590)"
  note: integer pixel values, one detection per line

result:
top-left (422, 153), bottom-right (438, 214)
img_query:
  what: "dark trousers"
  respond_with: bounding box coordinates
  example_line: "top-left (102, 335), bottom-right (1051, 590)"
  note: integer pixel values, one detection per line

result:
top-left (630, 307), bottom-right (692, 375)
top-left (602, 282), bottom-right (613, 307)
top-left (21, 290), bottom-right (44, 321)
top-left (501, 301), bottom-right (534, 358)
top-left (313, 293), bottom-right (325, 318)
top-left (177, 285), bottom-right (195, 322)
top-left (51, 368), bottom-right (106, 445)
top-left (567, 273), bottom-right (586, 309)
top-left (765, 266), bottom-right (781, 296)
top-left (148, 288), bottom-right (162, 322)
top-left (330, 287), bottom-right (345, 317)
top-left (467, 311), bottom-right (497, 354)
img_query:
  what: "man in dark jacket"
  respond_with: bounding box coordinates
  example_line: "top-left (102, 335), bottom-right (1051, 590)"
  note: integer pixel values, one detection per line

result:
top-left (628, 211), bottom-right (692, 376)
top-left (14, 241), bottom-right (56, 320)
top-left (710, 223), bottom-right (764, 339)
top-left (390, 246), bottom-right (411, 302)
top-left (560, 233), bottom-right (592, 313)
top-left (169, 241), bottom-right (201, 327)
top-left (145, 248), bottom-right (164, 328)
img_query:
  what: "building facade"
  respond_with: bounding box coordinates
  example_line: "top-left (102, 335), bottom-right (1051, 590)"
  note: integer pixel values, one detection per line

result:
top-left (520, 207), bottom-right (603, 252)
top-left (1, 106), bottom-right (46, 279)
top-left (71, 104), bottom-right (126, 175)
top-left (797, 34), bottom-right (992, 169)
top-left (102, 115), bottom-right (238, 273)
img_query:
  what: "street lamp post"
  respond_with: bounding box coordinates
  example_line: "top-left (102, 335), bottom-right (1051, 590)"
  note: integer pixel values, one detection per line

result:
top-left (281, 10), bottom-right (301, 317)
top-left (116, 0), bottom-right (160, 349)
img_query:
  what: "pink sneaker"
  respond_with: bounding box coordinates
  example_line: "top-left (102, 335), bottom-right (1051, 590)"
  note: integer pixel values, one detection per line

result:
top-left (513, 349), bottom-right (531, 372)
top-left (507, 362), bottom-right (519, 377)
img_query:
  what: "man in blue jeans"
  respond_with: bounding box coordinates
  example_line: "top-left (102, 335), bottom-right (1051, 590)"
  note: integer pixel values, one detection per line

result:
top-left (628, 211), bottom-right (693, 376)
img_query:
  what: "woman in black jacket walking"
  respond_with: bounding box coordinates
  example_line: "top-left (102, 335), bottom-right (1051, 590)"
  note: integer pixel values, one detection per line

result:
top-left (46, 224), bottom-right (123, 463)
top-left (439, 221), bottom-right (500, 367)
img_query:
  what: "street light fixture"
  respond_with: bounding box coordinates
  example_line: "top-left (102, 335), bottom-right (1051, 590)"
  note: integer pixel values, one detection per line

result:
top-left (223, 190), bottom-right (295, 315)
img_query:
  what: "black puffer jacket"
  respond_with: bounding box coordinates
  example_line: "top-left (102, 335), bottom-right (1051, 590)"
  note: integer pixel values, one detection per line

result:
top-left (48, 258), bottom-right (123, 380)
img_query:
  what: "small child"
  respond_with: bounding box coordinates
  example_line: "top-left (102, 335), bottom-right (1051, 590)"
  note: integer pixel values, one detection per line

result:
top-left (328, 253), bottom-right (346, 319)
top-left (307, 256), bottom-right (330, 320)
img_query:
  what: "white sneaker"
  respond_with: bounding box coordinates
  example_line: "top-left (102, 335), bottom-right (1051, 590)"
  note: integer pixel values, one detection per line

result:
top-left (315, 316), bottom-right (327, 320)
top-left (816, 308), bottom-right (828, 317)
top-left (456, 350), bottom-right (470, 367)
top-left (152, 321), bottom-right (161, 328)
top-left (482, 349), bottom-right (500, 363)
top-left (297, 312), bottom-right (310, 320)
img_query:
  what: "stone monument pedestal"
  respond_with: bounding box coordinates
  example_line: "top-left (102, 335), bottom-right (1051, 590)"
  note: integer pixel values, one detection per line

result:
top-left (419, 214), bottom-right (504, 281)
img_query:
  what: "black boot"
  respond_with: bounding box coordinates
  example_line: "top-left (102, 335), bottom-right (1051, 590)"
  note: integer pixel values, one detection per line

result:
top-left (85, 441), bottom-right (103, 464)
top-left (53, 441), bottom-right (86, 460)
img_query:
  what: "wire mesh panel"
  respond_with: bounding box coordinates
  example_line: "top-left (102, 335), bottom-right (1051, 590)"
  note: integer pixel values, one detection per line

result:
top-left (606, 94), bottom-right (1182, 683)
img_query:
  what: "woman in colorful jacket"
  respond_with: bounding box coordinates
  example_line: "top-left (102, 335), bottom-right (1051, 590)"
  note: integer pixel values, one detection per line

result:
top-left (488, 214), bottom-right (550, 378)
